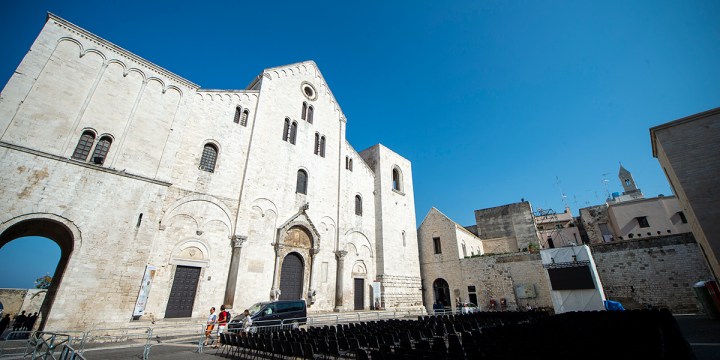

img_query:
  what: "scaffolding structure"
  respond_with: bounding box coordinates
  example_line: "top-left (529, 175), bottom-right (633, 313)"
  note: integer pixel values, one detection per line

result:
top-left (533, 208), bottom-right (570, 249)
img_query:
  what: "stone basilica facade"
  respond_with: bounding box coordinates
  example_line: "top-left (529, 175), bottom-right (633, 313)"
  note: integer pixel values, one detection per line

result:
top-left (0, 14), bottom-right (422, 330)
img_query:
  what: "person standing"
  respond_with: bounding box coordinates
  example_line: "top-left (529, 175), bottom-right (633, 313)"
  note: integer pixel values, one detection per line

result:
top-left (13, 311), bottom-right (27, 332)
top-left (204, 307), bottom-right (217, 347)
top-left (215, 306), bottom-right (230, 348)
top-left (241, 309), bottom-right (252, 333)
top-left (0, 314), bottom-right (11, 338)
top-left (24, 313), bottom-right (39, 332)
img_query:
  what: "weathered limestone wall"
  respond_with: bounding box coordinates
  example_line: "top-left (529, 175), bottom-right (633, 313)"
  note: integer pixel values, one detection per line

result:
top-left (481, 237), bottom-right (518, 254)
top-left (651, 108), bottom-right (720, 280)
top-left (580, 205), bottom-right (610, 244)
top-left (459, 253), bottom-right (553, 311)
top-left (474, 202), bottom-right (537, 252)
top-left (591, 233), bottom-right (712, 313)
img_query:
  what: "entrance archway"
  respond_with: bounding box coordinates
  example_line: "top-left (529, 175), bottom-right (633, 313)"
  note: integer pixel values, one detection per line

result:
top-left (432, 278), bottom-right (451, 308)
top-left (279, 253), bottom-right (304, 300)
top-left (0, 217), bottom-right (77, 330)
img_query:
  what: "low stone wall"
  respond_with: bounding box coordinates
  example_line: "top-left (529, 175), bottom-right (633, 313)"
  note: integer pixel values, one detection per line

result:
top-left (459, 252), bottom-right (553, 311)
top-left (591, 233), bottom-right (712, 313)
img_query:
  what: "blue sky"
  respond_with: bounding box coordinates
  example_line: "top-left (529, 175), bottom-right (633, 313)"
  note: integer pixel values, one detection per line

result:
top-left (1, 0), bottom-right (719, 288)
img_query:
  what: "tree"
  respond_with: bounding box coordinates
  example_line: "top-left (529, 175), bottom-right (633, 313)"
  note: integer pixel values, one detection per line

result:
top-left (34, 274), bottom-right (52, 289)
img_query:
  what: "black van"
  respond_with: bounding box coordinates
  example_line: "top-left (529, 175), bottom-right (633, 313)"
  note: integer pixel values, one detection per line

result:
top-left (228, 300), bottom-right (307, 332)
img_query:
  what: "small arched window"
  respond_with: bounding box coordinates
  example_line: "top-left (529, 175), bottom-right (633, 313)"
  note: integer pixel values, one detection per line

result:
top-left (234, 106), bottom-right (242, 124)
top-left (241, 109), bottom-right (249, 126)
top-left (307, 105), bottom-right (314, 124)
top-left (199, 143), bottom-right (218, 172)
top-left (314, 133), bottom-right (320, 155)
top-left (302, 102), bottom-right (308, 120)
top-left (392, 167), bottom-right (403, 192)
top-left (355, 195), bottom-right (362, 216)
top-left (296, 169), bottom-right (308, 194)
top-left (319, 136), bottom-right (326, 157)
top-left (283, 118), bottom-right (290, 141)
top-left (349, 158), bottom-right (353, 171)
top-left (71, 130), bottom-right (95, 161)
top-left (290, 121), bottom-right (298, 144)
top-left (91, 136), bottom-right (112, 165)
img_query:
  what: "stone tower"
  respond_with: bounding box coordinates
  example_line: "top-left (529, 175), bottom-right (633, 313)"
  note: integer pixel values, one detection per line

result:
top-left (618, 165), bottom-right (644, 200)
top-left (359, 144), bottom-right (423, 310)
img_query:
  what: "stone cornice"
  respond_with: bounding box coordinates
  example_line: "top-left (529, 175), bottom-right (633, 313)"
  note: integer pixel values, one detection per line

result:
top-left (0, 141), bottom-right (171, 187)
top-left (47, 13), bottom-right (199, 90)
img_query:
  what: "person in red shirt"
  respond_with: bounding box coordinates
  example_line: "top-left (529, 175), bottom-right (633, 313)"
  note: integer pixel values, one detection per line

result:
top-left (215, 305), bottom-right (231, 348)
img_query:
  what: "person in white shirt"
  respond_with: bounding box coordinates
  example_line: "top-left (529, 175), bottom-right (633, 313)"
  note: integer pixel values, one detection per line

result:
top-left (241, 309), bottom-right (253, 333)
top-left (204, 307), bottom-right (217, 346)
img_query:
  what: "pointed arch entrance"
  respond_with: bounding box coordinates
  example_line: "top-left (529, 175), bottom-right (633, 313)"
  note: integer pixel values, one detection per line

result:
top-left (279, 252), bottom-right (304, 300)
top-left (433, 278), bottom-right (451, 308)
top-left (0, 216), bottom-right (79, 330)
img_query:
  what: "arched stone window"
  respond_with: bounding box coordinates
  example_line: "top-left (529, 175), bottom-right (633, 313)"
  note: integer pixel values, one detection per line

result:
top-left (319, 136), bottom-right (326, 157)
top-left (355, 195), bottom-right (362, 216)
top-left (290, 121), bottom-right (298, 144)
top-left (302, 102), bottom-right (308, 120)
top-left (199, 143), bottom-right (218, 172)
top-left (283, 118), bottom-right (298, 144)
top-left (234, 106), bottom-right (242, 124)
top-left (392, 167), bottom-right (403, 192)
top-left (283, 118), bottom-right (290, 141)
top-left (314, 133), bottom-right (320, 155)
top-left (296, 169), bottom-right (308, 194)
top-left (71, 130), bottom-right (95, 161)
top-left (307, 105), bottom-right (314, 124)
top-left (91, 136), bottom-right (112, 165)
top-left (241, 109), bottom-right (249, 126)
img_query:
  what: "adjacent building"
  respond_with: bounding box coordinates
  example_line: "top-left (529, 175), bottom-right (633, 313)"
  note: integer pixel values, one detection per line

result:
top-left (650, 107), bottom-right (720, 281)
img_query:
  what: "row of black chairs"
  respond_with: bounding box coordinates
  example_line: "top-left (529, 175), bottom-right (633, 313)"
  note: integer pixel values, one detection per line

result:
top-left (212, 308), bottom-right (694, 359)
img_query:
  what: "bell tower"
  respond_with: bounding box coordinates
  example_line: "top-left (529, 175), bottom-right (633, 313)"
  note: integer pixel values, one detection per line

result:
top-left (618, 165), bottom-right (643, 200)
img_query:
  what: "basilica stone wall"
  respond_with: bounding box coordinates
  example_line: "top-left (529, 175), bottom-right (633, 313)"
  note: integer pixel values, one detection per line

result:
top-left (0, 14), bottom-right (422, 331)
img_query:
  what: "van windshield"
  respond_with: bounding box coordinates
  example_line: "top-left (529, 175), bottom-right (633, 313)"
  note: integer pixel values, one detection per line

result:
top-left (248, 302), bottom-right (266, 315)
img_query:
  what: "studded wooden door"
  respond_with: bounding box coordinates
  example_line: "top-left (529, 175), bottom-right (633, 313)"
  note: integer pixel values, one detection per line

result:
top-left (354, 278), bottom-right (364, 310)
top-left (279, 253), bottom-right (304, 300)
top-left (165, 265), bottom-right (201, 318)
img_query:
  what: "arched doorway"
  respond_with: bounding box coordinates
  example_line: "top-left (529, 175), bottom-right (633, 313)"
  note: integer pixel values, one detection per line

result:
top-left (433, 278), bottom-right (451, 308)
top-left (0, 218), bottom-right (76, 330)
top-left (279, 253), bottom-right (304, 300)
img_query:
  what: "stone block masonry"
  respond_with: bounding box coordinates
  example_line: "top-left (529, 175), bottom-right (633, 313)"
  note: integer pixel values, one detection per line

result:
top-left (591, 233), bottom-right (712, 313)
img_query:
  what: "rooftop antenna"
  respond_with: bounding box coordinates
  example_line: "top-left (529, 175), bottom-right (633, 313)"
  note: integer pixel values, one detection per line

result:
top-left (601, 172), bottom-right (610, 200)
top-left (555, 176), bottom-right (569, 209)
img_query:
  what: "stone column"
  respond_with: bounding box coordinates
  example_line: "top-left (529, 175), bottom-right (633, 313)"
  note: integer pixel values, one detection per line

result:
top-left (223, 235), bottom-right (246, 309)
top-left (270, 243), bottom-right (284, 300)
top-left (307, 248), bottom-right (320, 304)
top-left (334, 250), bottom-right (348, 312)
